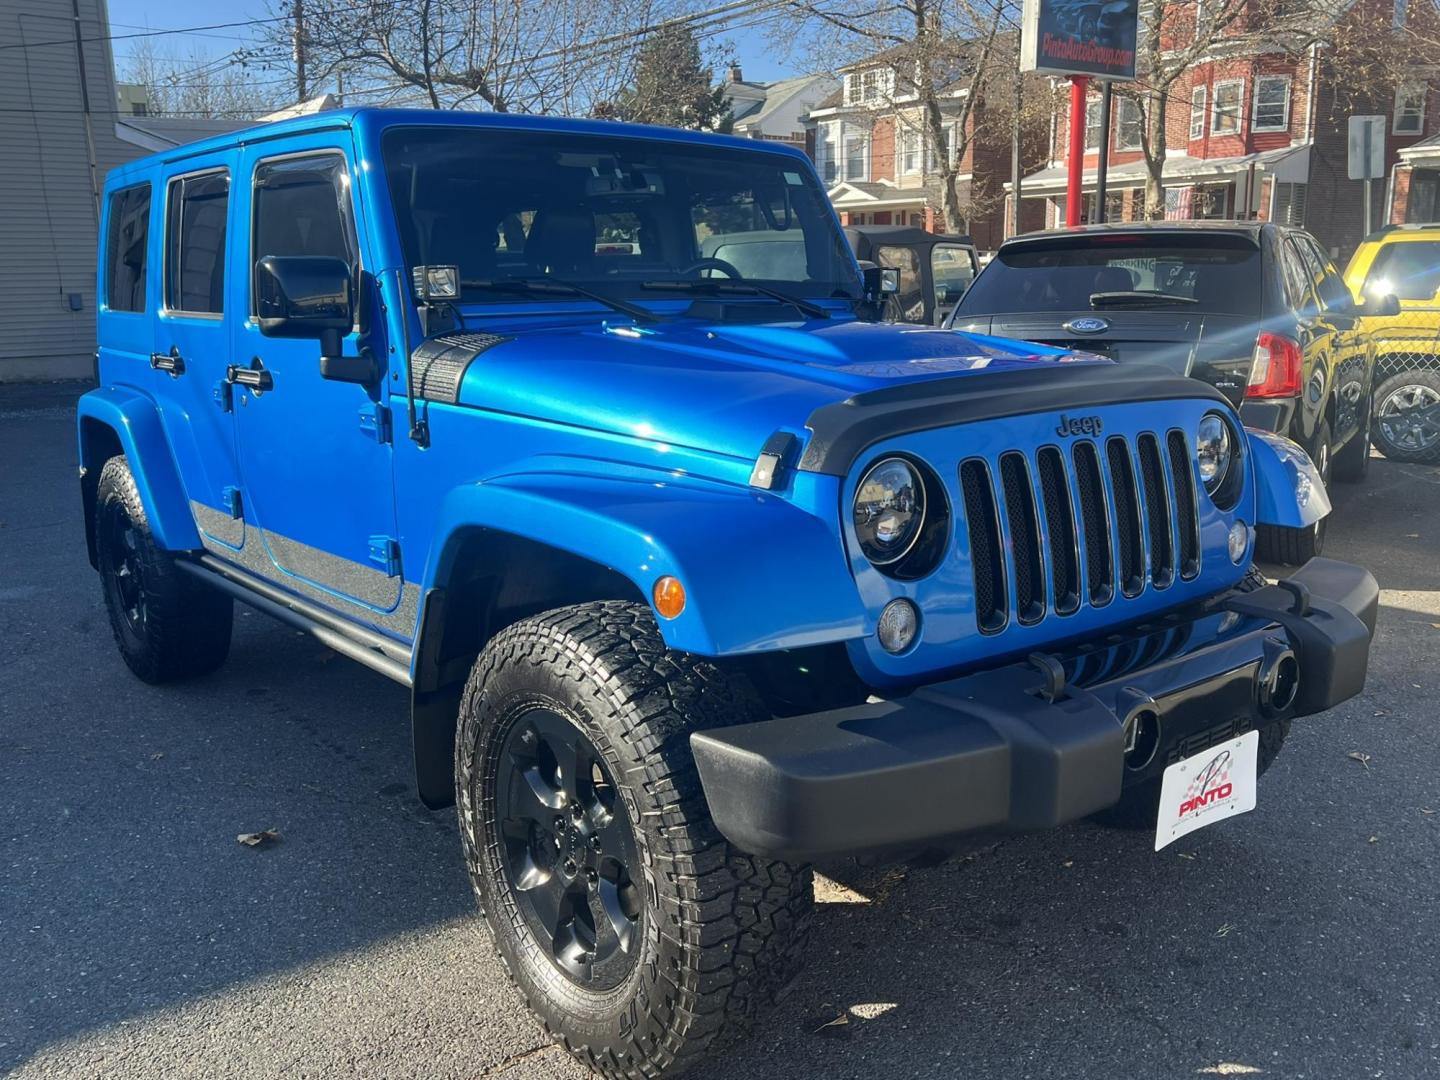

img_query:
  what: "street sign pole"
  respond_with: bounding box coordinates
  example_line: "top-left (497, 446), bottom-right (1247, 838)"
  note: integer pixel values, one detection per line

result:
top-left (1362, 120), bottom-right (1373, 236)
top-left (1066, 75), bottom-right (1089, 227)
top-left (1348, 114), bottom-right (1386, 237)
top-left (1095, 81), bottom-right (1113, 223)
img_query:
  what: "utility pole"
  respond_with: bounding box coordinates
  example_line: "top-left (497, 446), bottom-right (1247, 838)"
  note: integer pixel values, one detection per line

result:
top-left (1010, 58), bottom-right (1022, 237)
top-left (292, 0), bottom-right (307, 102)
top-left (71, 0), bottom-right (100, 223)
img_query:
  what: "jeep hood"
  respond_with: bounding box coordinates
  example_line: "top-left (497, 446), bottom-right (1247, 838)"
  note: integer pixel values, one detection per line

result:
top-left (451, 315), bottom-right (1095, 463)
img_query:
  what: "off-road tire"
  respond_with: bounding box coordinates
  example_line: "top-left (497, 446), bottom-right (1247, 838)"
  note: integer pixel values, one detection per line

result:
top-left (94, 456), bottom-right (233, 683)
top-left (1093, 565), bottom-right (1288, 830)
top-left (1371, 368), bottom-right (1440, 465)
top-left (1331, 403), bottom-right (1372, 483)
top-left (455, 601), bottom-right (813, 1079)
top-left (1255, 419), bottom-right (1331, 565)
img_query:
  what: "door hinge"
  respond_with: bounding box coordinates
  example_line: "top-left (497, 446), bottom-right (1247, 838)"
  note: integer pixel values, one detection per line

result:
top-left (368, 535), bottom-right (401, 577)
top-left (221, 486), bottom-right (243, 519)
top-left (359, 403), bottom-right (392, 443)
top-left (213, 380), bottom-right (233, 412)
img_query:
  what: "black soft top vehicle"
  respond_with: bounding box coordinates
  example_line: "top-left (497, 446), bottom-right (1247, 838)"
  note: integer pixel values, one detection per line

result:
top-left (949, 221), bottom-right (1400, 564)
top-left (846, 224), bottom-right (978, 325)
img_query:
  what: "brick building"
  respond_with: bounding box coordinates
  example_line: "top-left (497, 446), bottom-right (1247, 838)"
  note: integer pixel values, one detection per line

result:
top-left (1016, 0), bottom-right (1438, 258)
top-left (805, 46), bottom-right (1046, 249)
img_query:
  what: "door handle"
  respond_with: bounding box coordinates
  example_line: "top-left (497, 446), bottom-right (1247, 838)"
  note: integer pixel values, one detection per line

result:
top-left (150, 347), bottom-right (185, 376)
top-left (226, 360), bottom-right (273, 393)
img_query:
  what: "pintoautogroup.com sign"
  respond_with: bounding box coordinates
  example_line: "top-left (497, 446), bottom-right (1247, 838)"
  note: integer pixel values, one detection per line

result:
top-left (1020, 0), bottom-right (1139, 80)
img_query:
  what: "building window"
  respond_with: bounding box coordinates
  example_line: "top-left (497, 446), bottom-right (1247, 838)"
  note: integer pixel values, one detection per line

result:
top-left (1212, 80), bottom-right (1243, 134)
top-left (844, 134), bottom-right (869, 181)
top-left (1273, 181), bottom-right (1307, 226)
top-left (819, 125), bottom-right (838, 183)
top-left (1253, 76), bottom-right (1290, 132)
top-left (1190, 85), bottom-right (1207, 139)
top-left (164, 170), bottom-right (229, 315)
top-left (844, 68), bottom-right (891, 106)
top-left (901, 128), bottom-right (921, 174)
top-left (924, 125), bottom-right (955, 171)
top-left (105, 184), bottom-right (151, 313)
top-left (1394, 83), bottom-right (1426, 134)
top-left (1117, 98), bottom-right (1143, 150)
top-left (1085, 99), bottom-right (1103, 151)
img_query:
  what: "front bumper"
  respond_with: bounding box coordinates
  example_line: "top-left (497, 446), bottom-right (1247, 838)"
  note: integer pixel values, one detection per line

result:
top-left (692, 558), bottom-right (1377, 861)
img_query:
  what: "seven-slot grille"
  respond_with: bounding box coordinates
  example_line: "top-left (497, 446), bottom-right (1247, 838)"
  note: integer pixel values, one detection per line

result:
top-left (963, 430), bottom-right (1200, 633)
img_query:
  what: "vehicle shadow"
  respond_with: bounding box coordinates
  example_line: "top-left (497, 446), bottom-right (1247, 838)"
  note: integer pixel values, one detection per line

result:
top-left (1324, 455), bottom-right (1440, 593)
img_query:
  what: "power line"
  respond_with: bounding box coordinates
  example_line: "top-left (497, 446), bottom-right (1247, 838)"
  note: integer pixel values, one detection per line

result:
top-left (0, 5), bottom-right (371, 53)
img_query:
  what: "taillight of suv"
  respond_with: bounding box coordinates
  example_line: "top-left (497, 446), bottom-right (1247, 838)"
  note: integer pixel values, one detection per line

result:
top-left (1247, 333), bottom-right (1303, 398)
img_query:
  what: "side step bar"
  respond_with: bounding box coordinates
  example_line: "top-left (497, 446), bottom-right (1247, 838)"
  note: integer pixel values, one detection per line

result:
top-left (178, 554), bottom-right (414, 686)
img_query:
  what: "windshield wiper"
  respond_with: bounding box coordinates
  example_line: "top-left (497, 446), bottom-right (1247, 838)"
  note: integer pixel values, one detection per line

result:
top-left (640, 279), bottom-right (831, 320)
top-left (1090, 290), bottom-right (1199, 308)
top-left (461, 277), bottom-right (662, 323)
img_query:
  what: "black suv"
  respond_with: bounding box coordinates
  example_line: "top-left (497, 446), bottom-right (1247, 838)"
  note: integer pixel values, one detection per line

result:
top-left (949, 222), bottom-right (1400, 564)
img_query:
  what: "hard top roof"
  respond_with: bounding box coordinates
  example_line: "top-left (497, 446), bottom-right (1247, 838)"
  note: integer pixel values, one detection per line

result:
top-left (105, 107), bottom-right (814, 186)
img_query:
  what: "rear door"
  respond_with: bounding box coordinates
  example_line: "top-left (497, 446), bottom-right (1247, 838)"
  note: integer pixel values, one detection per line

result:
top-left (154, 158), bottom-right (246, 552)
top-left (1291, 234), bottom-right (1366, 449)
top-left (230, 138), bottom-right (403, 624)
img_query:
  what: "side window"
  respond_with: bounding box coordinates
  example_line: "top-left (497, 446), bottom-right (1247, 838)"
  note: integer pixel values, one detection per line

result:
top-left (165, 171), bottom-right (230, 315)
top-left (105, 184), bottom-right (151, 313)
top-left (252, 154), bottom-right (357, 294)
top-left (1303, 236), bottom-right (1353, 310)
top-left (1279, 241), bottom-right (1314, 312)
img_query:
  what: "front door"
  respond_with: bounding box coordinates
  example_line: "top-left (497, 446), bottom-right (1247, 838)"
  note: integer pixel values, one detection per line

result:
top-left (230, 138), bottom-right (404, 632)
top-left (153, 158), bottom-right (246, 553)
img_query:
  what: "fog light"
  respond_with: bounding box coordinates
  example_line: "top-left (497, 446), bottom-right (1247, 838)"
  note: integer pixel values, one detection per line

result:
top-left (877, 599), bottom-right (920, 654)
top-left (1228, 520), bottom-right (1249, 564)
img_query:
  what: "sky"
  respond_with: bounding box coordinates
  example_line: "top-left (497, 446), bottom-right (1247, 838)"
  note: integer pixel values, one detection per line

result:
top-left (104, 0), bottom-right (807, 100)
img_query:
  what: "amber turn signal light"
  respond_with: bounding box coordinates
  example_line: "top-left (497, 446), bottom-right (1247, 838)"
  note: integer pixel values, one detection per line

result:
top-left (653, 576), bottom-right (686, 619)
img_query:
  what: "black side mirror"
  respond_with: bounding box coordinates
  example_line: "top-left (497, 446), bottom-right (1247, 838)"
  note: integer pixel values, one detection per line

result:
top-left (256, 254), bottom-right (354, 352)
top-left (1357, 292), bottom-right (1401, 318)
top-left (862, 265), bottom-right (900, 301)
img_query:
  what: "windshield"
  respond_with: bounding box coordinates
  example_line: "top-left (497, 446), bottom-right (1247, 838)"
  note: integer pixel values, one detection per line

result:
top-left (1363, 241), bottom-right (1440, 301)
top-left (380, 127), bottom-right (859, 302)
top-left (957, 236), bottom-right (1262, 316)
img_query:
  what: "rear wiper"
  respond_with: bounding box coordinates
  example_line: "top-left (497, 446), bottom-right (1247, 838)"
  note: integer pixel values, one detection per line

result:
top-left (1090, 290), bottom-right (1199, 308)
top-left (461, 277), bottom-right (662, 323)
top-left (640, 279), bottom-right (831, 320)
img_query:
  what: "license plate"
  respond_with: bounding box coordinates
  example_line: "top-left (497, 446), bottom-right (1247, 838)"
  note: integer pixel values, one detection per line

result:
top-left (1154, 730), bottom-right (1260, 851)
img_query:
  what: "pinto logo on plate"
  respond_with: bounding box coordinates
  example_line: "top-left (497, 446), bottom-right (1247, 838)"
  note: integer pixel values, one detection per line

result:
top-left (1178, 750), bottom-right (1234, 819)
top-left (1155, 730), bottom-right (1260, 851)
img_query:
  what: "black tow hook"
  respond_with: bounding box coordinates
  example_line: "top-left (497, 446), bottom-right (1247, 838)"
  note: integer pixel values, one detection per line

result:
top-left (1027, 652), bottom-right (1068, 703)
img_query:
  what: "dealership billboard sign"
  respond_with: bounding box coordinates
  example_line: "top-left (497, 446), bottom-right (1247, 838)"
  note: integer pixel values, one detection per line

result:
top-left (1020, 0), bottom-right (1139, 81)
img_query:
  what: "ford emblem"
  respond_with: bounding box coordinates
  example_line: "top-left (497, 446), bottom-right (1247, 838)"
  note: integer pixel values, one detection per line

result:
top-left (1063, 316), bottom-right (1109, 335)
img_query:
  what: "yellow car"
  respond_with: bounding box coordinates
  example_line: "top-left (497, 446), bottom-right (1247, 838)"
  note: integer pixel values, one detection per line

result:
top-left (1344, 225), bottom-right (1440, 464)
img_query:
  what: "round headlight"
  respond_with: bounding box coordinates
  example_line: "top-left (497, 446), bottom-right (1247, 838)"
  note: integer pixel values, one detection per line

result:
top-left (853, 457), bottom-right (925, 566)
top-left (1196, 413), bottom-right (1233, 493)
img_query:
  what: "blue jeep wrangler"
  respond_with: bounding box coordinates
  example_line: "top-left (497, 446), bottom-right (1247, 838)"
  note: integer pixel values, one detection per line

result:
top-left (83, 108), bottom-right (1377, 1077)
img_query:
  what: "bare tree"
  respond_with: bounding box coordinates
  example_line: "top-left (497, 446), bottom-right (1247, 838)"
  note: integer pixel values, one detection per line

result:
top-left (265, 0), bottom-right (700, 117)
top-left (794, 0), bottom-right (1042, 233)
top-left (1121, 0), bottom-right (1422, 219)
top-left (120, 39), bottom-right (290, 118)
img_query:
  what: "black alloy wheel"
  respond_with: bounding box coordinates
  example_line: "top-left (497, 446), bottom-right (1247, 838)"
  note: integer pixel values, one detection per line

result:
top-left (495, 704), bottom-right (643, 989)
top-left (100, 501), bottom-right (148, 636)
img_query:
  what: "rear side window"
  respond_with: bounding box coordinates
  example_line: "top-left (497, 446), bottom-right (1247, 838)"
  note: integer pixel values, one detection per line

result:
top-left (165, 171), bottom-right (230, 314)
top-left (1364, 242), bottom-right (1440, 301)
top-left (958, 235), bottom-right (1262, 316)
top-left (252, 154), bottom-right (357, 272)
top-left (105, 184), bottom-right (151, 312)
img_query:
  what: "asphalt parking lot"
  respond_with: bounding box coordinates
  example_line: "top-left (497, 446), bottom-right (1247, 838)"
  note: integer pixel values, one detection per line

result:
top-left (2, 380), bottom-right (1437, 1080)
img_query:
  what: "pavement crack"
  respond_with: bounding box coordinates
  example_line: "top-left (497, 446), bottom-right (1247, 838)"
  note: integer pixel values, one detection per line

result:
top-left (476, 1042), bottom-right (561, 1077)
